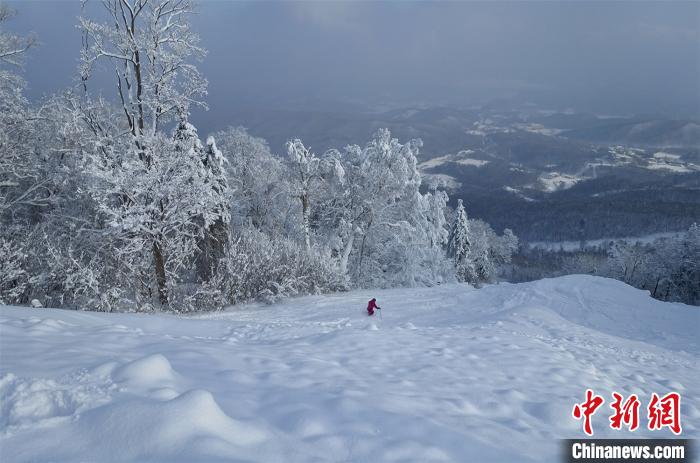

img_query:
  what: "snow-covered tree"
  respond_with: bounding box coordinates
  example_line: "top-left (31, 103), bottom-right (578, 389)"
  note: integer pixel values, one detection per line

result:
top-left (600, 225), bottom-right (699, 305)
top-left (675, 223), bottom-right (700, 304)
top-left (447, 199), bottom-right (473, 282)
top-left (2, 4), bottom-right (532, 310)
top-left (403, 188), bottom-right (454, 285)
top-left (214, 229), bottom-right (347, 306)
top-left (77, 0), bottom-right (223, 307)
top-left (472, 234), bottom-right (495, 283)
top-left (0, 237), bottom-right (29, 304)
top-left (171, 116), bottom-right (230, 280)
top-left (214, 127), bottom-right (291, 235)
top-left (79, 0), bottom-right (207, 140)
top-left (0, 6), bottom-right (55, 308)
top-left (446, 201), bottom-right (518, 286)
top-left (491, 228), bottom-right (519, 267)
top-left (202, 136), bottom-right (230, 254)
top-left (82, 130), bottom-right (227, 306)
top-left (0, 5), bottom-right (43, 217)
top-left (316, 128), bottom-right (451, 287)
top-left (0, 5), bottom-right (35, 67)
top-left (286, 139), bottom-right (324, 250)
top-left (424, 189), bottom-right (450, 249)
top-left (470, 219), bottom-right (519, 285)
top-left (606, 241), bottom-right (649, 286)
top-left (642, 224), bottom-right (700, 304)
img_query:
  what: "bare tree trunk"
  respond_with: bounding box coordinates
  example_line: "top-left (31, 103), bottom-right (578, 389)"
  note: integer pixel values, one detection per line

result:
top-left (357, 218), bottom-right (373, 281)
top-left (197, 217), bottom-right (229, 281)
top-left (301, 193), bottom-right (310, 250)
top-left (628, 258), bottom-right (640, 283)
top-left (134, 49), bottom-right (145, 135)
top-left (152, 240), bottom-right (168, 307)
top-left (339, 232), bottom-right (355, 275)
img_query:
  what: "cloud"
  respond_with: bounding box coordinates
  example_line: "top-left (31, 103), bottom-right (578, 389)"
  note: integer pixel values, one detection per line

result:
top-left (289, 1), bottom-right (362, 29)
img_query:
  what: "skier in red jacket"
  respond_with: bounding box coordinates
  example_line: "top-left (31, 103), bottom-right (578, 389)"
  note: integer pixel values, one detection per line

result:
top-left (366, 298), bottom-right (381, 316)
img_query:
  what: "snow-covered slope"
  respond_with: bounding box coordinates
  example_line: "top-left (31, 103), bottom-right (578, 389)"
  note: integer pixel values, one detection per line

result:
top-left (1, 275), bottom-right (698, 462)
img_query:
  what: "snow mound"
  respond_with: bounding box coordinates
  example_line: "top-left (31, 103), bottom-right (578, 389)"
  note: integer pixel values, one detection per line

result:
top-left (526, 275), bottom-right (699, 350)
top-left (25, 317), bottom-right (73, 333)
top-left (69, 389), bottom-right (269, 460)
top-left (2, 388), bottom-right (271, 462)
top-left (112, 353), bottom-right (177, 388)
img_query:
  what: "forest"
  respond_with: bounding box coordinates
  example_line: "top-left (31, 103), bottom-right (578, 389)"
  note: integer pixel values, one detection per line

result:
top-left (1, 1), bottom-right (697, 310)
top-left (0, 2), bottom-right (519, 312)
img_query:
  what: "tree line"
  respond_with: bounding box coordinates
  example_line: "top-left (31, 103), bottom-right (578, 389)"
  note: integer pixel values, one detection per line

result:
top-left (0, 2), bottom-right (517, 311)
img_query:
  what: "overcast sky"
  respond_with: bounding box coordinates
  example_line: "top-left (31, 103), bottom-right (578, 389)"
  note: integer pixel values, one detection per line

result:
top-left (5, 0), bottom-right (700, 120)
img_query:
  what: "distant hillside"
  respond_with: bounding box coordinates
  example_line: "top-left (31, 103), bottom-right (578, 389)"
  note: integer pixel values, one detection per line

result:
top-left (212, 105), bottom-right (700, 242)
top-left (563, 118), bottom-right (700, 148)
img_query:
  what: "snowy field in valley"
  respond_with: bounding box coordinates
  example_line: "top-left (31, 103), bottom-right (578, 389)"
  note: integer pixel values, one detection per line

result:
top-left (526, 231), bottom-right (685, 252)
top-left (1, 275), bottom-right (698, 462)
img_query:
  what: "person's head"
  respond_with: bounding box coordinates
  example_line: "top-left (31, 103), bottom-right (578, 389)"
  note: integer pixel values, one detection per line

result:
top-left (371, 298), bottom-right (376, 302)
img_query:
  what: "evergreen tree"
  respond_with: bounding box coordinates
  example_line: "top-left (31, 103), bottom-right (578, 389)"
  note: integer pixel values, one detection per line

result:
top-left (171, 116), bottom-right (231, 280)
top-left (473, 234), bottom-right (494, 283)
top-left (447, 199), bottom-right (474, 282)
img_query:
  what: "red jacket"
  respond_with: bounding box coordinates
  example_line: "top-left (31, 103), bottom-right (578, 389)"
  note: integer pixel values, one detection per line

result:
top-left (367, 298), bottom-right (379, 315)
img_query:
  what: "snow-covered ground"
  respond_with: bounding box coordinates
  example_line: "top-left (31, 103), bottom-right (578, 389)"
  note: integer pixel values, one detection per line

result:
top-left (418, 151), bottom-right (488, 170)
top-left (1, 275), bottom-right (698, 462)
top-left (536, 172), bottom-right (582, 192)
top-left (420, 173), bottom-right (462, 191)
top-left (503, 186), bottom-right (536, 202)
